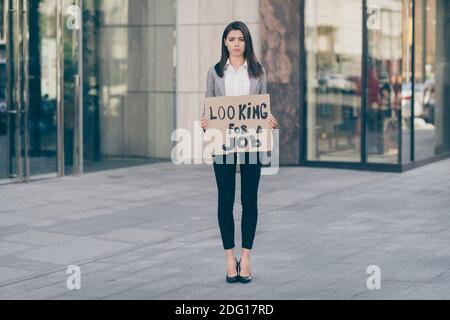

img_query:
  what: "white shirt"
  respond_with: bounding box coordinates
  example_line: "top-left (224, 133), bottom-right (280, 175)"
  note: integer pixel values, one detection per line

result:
top-left (224, 59), bottom-right (251, 97)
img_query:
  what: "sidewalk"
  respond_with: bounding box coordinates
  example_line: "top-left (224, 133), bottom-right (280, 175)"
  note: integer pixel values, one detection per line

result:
top-left (1, 159), bottom-right (450, 300)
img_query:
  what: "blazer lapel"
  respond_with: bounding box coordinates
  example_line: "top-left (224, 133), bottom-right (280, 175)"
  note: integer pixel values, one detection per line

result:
top-left (250, 77), bottom-right (259, 95)
top-left (217, 76), bottom-right (225, 97)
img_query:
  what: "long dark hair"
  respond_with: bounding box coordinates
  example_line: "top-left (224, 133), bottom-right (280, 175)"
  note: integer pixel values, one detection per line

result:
top-left (215, 21), bottom-right (264, 79)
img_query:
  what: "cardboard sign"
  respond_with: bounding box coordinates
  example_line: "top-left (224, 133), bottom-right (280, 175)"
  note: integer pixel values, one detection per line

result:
top-left (203, 94), bottom-right (273, 155)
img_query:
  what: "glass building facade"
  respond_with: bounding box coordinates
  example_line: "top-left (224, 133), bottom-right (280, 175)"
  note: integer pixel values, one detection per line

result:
top-left (302, 0), bottom-right (450, 171)
top-left (1, 0), bottom-right (449, 184)
top-left (1, 0), bottom-right (175, 183)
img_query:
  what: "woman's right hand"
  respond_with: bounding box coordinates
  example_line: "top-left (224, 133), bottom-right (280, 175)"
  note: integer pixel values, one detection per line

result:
top-left (201, 114), bottom-right (209, 131)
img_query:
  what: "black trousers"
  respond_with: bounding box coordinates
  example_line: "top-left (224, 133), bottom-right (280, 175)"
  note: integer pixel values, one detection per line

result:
top-left (213, 152), bottom-right (262, 250)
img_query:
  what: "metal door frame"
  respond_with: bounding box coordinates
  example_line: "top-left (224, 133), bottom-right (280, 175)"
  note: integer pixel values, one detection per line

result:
top-left (3, 0), bottom-right (25, 184)
top-left (300, 0), bottom-right (413, 172)
top-left (0, 0), bottom-right (13, 185)
top-left (1, 0), bottom-right (78, 184)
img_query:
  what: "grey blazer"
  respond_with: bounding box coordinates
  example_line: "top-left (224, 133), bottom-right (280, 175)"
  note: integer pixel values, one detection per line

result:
top-left (205, 65), bottom-right (267, 98)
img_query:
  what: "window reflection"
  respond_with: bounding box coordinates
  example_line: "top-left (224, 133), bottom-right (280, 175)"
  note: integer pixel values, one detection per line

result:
top-left (306, 0), bottom-right (362, 162)
top-left (28, 0), bottom-right (58, 176)
top-left (0, 0), bottom-right (7, 179)
top-left (366, 0), bottom-right (404, 164)
top-left (414, 0), bottom-right (450, 159)
top-left (82, 0), bottom-right (175, 173)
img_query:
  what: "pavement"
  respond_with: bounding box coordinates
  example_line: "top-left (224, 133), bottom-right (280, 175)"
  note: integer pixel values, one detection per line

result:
top-left (1, 158), bottom-right (450, 300)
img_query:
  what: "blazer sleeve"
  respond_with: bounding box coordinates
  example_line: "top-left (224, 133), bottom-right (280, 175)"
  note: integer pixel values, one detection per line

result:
top-left (260, 65), bottom-right (268, 94)
top-left (205, 67), bottom-right (215, 98)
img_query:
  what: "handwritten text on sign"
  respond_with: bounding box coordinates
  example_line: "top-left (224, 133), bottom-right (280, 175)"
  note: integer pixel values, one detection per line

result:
top-left (203, 94), bottom-right (273, 155)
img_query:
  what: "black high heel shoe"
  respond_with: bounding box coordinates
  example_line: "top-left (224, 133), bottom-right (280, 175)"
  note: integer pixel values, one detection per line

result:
top-left (226, 258), bottom-right (239, 284)
top-left (238, 259), bottom-right (252, 284)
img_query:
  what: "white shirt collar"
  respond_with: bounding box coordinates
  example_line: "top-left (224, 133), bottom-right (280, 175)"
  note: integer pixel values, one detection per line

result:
top-left (225, 59), bottom-right (248, 70)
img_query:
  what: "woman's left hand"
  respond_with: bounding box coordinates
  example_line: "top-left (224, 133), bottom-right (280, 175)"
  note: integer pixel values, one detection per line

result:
top-left (268, 113), bottom-right (278, 129)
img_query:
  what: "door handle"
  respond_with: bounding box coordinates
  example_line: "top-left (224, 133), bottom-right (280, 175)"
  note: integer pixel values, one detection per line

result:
top-left (8, 110), bottom-right (25, 114)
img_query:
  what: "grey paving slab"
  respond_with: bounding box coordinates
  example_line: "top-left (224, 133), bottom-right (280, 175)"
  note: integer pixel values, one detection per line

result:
top-left (96, 227), bottom-right (176, 244)
top-left (0, 215), bottom-right (31, 228)
top-left (0, 266), bottom-right (36, 284)
top-left (2, 231), bottom-right (79, 246)
top-left (0, 261), bottom-right (113, 299)
top-left (352, 280), bottom-right (425, 300)
top-left (0, 256), bottom-right (62, 272)
top-left (50, 273), bottom-right (145, 299)
top-left (105, 275), bottom-right (205, 300)
top-left (0, 241), bottom-right (32, 256)
top-left (41, 214), bottom-right (147, 236)
top-left (15, 237), bottom-right (134, 265)
top-left (6, 282), bottom-right (75, 300)
top-left (104, 259), bottom-right (164, 276)
top-left (0, 224), bottom-right (34, 238)
top-left (25, 219), bottom-right (64, 228)
top-left (0, 272), bottom-right (65, 299)
top-left (1, 158), bottom-right (450, 299)
top-left (251, 263), bottom-right (364, 300)
top-left (403, 283), bottom-right (450, 300)
top-left (153, 280), bottom-right (232, 300)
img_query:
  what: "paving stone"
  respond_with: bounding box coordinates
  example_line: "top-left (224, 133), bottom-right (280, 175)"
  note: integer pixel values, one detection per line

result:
top-left (15, 237), bottom-right (134, 265)
top-left (1, 158), bottom-right (450, 299)
top-left (2, 231), bottom-right (79, 246)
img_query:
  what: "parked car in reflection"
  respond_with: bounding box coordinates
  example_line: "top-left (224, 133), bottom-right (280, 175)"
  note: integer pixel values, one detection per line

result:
top-left (312, 72), bottom-right (360, 94)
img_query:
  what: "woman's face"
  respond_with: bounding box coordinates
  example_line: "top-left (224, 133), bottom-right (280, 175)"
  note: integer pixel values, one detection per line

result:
top-left (224, 29), bottom-right (246, 58)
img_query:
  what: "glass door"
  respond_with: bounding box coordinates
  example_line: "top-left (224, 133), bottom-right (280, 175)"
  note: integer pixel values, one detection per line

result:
top-left (1, 0), bottom-right (26, 183)
top-left (365, 0), bottom-right (407, 164)
top-left (305, 0), bottom-right (363, 163)
top-left (28, 0), bottom-right (59, 179)
top-left (1, 0), bottom-right (61, 184)
top-left (0, 0), bottom-right (11, 182)
top-left (303, 0), bottom-right (412, 169)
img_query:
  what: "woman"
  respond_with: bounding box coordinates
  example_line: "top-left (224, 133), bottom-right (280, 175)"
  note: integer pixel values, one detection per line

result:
top-left (200, 21), bottom-right (278, 284)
